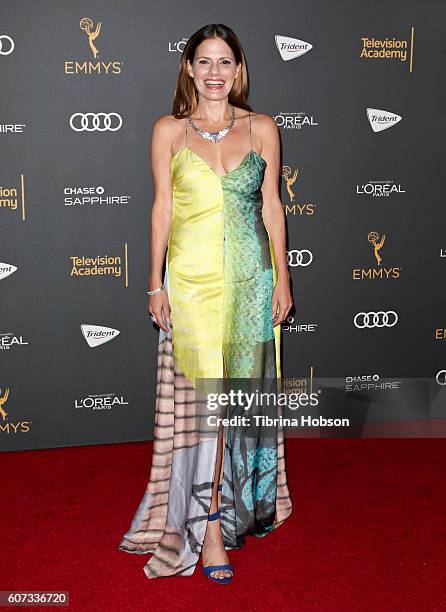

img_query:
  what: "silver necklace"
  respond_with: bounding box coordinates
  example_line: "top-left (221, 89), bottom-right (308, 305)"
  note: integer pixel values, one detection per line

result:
top-left (187, 104), bottom-right (236, 143)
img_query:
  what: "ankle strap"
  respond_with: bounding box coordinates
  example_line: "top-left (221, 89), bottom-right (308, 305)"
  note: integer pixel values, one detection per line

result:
top-left (208, 510), bottom-right (221, 521)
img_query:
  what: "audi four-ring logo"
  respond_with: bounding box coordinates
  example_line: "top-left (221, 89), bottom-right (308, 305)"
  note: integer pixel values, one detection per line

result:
top-left (436, 371), bottom-right (446, 385)
top-left (0, 35), bottom-right (14, 55)
top-left (354, 311), bottom-right (398, 328)
top-left (69, 113), bottom-right (123, 132)
top-left (287, 249), bottom-right (313, 267)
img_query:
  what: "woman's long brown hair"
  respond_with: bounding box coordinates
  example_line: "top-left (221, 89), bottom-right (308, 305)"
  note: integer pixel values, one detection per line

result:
top-left (171, 24), bottom-right (253, 119)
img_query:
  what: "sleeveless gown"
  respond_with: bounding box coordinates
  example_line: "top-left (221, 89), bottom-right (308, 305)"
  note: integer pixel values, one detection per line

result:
top-left (117, 113), bottom-right (292, 578)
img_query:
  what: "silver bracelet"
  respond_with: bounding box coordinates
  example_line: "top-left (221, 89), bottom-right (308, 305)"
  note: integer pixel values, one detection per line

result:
top-left (147, 284), bottom-right (165, 296)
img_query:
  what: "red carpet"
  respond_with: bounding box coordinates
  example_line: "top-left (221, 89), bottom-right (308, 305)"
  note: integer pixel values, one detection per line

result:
top-left (2, 439), bottom-right (446, 610)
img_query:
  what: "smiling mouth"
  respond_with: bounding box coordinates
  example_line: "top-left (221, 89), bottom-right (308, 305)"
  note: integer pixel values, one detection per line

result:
top-left (204, 80), bottom-right (225, 88)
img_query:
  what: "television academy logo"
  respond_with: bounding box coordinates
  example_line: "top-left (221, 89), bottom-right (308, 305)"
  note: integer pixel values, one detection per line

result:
top-left (0, 185), bottom-right (18, 211)
top-left (0, 263), bottom-right (17, 280)
top-left (64, 17), bottom-right (123, 75)
top-left (356, 180), bottom-right (406, 197)
top-left (81, 324), bottom-right (120, 348)
top-left (64, 185), bottom-right (131, 207)
top-left (0, 333), bottom-right (29, 351)
top-left (0, 387), bottom-right (31, 435)
top-left (74, 392), bottom-right (129, 410)
top-left (352, 231), bottom-right (401, 280)
top-left (360, 28), bottom-right (415, 72)
top-left (70, 246), bottom-right (129, 284)
top-left (274, 112), bottom-right (318, 130)
top-left (0, 35), bottom-right (14, 55)
top-left (275, 35), bottom-right (313, 61)
top-left (282, 368), bottom-right (318, 397)
top-left (0, 177), bottom-right (27, 220)
top-left (367, 108), bottom-right (402, 133)
top-left (69, 113), bottom-right (123, 132)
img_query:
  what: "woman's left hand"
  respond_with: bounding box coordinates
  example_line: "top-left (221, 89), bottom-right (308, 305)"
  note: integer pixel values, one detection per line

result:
top-left (272, 274), bottom-right (293, 327)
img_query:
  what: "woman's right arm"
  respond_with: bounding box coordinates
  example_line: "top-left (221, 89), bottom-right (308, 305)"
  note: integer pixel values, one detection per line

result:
top-left (148, 115), bottom-right (175, 333)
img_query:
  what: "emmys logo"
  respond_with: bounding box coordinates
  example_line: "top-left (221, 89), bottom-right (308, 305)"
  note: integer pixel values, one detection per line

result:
top-left (69, 245), bottom-right (129, 285)
top-left (0, 387), bottom-right (8, 421)
top-left (0, 263), bottom-right (17, 281)
top-left (434, 328), bottom-right (446, 340)
top-left (274, 112), bottom-right (318, 130)
top-left (367, 108), bottom-right (402, 133)
top-left (81, 17), bottom-right (101, 58)
top-left (64, 17), bottom-right (123, 75)
top-left (81, 324), bottom-right (121, 348)
top-left (281, 163), bottom-right (316, 217)
top-left (275, 35), bottom-right (313, 61)
top-left (281, 164), bottom-right (299, 203)
top-left (360, 28), bottom-right (415, 72)
top-left (356, 180), bottom-right (406, 197)
top-left (0, 176), bottom-right (27, 220)
top-left (352, 232), bottom-right (401, 280)
top-left (369, 231), bottom-right (386, 266)
top-left (0, 387), bottom-right (31, 434)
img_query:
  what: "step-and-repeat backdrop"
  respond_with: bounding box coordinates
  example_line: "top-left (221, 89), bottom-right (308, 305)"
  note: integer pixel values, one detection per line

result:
top-left (2, 2), bottom-right (445, 451)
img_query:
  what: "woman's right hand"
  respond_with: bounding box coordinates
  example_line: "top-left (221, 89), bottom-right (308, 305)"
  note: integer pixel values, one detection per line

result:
top-left (149, 291), bottom-right (171, 333)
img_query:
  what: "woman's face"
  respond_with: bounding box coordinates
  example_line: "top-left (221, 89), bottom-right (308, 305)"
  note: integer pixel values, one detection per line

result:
top-left (187, 37), bottom-right (240, 101)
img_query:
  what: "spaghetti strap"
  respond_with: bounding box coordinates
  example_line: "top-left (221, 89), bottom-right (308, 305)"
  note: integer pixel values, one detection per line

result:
top-left (248, 112), bottom-right (252, 149)
top-left (185, 116), bottom-right (188, 148)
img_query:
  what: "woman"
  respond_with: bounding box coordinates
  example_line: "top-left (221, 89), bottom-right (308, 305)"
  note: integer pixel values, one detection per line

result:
top-left (118, 23), bottom-right (293, 584)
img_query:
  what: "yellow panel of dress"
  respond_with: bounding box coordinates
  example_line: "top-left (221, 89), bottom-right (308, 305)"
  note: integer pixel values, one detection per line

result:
top-left (167, 145), bottom-right (281, 386)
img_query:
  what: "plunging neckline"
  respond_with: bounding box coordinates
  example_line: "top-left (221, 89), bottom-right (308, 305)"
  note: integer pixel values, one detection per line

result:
top-left (170, 146), bottom-right (266, 179)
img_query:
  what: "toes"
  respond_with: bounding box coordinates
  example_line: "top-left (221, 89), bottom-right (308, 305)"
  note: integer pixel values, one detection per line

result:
top-left (210, 570), bottom-right (230, 580)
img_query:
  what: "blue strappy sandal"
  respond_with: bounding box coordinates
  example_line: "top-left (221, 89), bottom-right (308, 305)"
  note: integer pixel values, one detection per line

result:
top-left (202, 484), bottom-right (233, 584)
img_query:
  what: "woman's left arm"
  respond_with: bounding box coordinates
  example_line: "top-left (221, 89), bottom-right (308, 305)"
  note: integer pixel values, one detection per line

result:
top-left (258, 114), bottom-right (293, 327)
